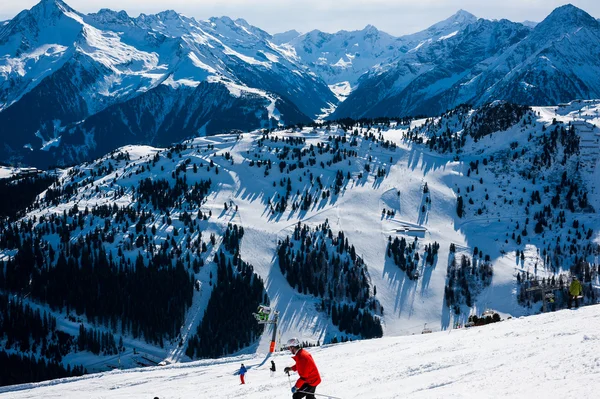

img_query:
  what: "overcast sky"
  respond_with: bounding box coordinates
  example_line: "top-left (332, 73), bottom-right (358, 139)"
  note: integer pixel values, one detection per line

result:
top-left (1, 0), bottom-right (599, 35)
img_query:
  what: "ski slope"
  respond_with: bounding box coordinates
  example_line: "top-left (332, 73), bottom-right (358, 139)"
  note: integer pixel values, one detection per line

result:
top-left (1, 100), bottom-right (600, 377)
top-left (1, 305), bottom-right (598, 398)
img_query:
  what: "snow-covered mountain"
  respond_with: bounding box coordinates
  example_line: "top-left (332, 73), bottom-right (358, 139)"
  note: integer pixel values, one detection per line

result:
top-left (271, 29), bottom-right (301, 45)
top-left (0, 0), bottom-right (335, 167)
top-left (2, 2), bottom-right (600, 167)
top-left (1, 296), bottom-right (599, 398)
top-left (2, 2), bottom-right (600, 168)
top-left (276, 10), bottom-right (478, 91)
top-left (0, 99), bottom-right (599, 385)
top-left (333, 5), bottom-right (600, 119)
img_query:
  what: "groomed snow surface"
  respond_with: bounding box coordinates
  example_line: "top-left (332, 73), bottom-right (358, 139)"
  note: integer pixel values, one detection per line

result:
top-left (2, 305), bottom-right (598, 398)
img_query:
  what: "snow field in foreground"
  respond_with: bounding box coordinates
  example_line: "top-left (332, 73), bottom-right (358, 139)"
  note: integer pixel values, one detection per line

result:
top-left (1, 305), bottom-right (598, 398)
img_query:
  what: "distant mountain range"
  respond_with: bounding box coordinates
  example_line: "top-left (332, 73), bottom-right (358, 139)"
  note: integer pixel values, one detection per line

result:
top-left (1, 1), bottom-right (600, 166)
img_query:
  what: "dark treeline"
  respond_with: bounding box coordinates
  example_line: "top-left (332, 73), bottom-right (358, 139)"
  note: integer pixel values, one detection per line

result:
top-left (187, 225), bottom-right (266, 359)
top-left (0, 213), bottom-right (195, 345)
top-left (0, 174), bottom-right (56, 219)
top-left (466, 102), bottom-right (530, 141)
top-left (77, 324), bottom-right (119, 356)
top-left (387, 236), bottom-right (440, 281)
top-left (387, 236), bottom-right (419, 280)
top-left (0, 145), bottom-right (215, 346)
top-left (0, 294), bottom-right (86, 387)
top-left (277, 220), bottom-right (382, 339)
top-left (0, 351), bottom-right (84, 387)
top-left (444, 246), bottom-right (493, 314)
top-left (0, 294), bottom-right (73, 362)
top-left (137, 176), bottom-right (211, 211)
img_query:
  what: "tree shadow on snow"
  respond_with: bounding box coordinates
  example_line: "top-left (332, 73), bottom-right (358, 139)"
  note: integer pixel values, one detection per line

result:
top-left (381, 251), bottom-right (418, 317)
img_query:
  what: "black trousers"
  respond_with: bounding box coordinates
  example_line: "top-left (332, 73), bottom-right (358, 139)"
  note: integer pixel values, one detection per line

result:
top-left (568, 295), bottom-right (580, 308)
top-left (293, 383), bottom-right (316, 399)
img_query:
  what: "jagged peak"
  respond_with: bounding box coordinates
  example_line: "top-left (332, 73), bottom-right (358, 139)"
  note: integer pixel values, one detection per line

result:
top-left (411, 8), bottom-right (477, 37)
top-left (31, 0), bottom-right (75, 15)
top-left (539, 4), bottom-right (598, 28)
top-left (278, 29), bottom-right (300, 36)
top-left (521, 20), bottom-right (538, 28)
top-left (453, 9), bottom-right (477, 20)
top-left (234, 18), bottom-right (250, 27)
top-left (155, 10), bottom-right (182, 20)
top-left (209, 16), bottom-right (235, 25)
top-left (136, 9), bottom-right (185, 24)
top-left (94, 9), bottom-right (130, 18)
top-left (88, 8), bottom-right (132, 23)
top-left (441, 9), bottom-right (478, 26)
top-left (362, 24), bottom-right (379, 33)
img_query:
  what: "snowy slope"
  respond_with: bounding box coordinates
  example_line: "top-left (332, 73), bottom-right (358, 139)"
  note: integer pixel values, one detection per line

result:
top-left (1, 305), bottom-right (599, 398)
top-left (1, 100), bottom-right (599, 379)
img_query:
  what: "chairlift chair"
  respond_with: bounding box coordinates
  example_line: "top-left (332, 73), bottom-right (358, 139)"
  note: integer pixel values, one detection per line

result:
top-left (421, 323), bottom-right (432, 334)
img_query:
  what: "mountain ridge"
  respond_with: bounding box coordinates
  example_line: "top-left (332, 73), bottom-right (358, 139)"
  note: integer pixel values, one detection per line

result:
top-left (1, 2), bottom-right (600, 168)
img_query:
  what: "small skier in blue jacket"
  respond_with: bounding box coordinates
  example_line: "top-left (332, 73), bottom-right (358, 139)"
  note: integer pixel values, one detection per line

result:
top-left (239, 363), bottom-right (247, 384)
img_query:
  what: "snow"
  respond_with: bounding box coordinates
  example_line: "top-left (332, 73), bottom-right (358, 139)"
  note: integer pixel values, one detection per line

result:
top-left (438, 30), bottom-right (459, 40)
top-left (1, 0), bottom-right (330, 120)
top-left (0, 167), bottom-right (18, 179)
top-left (328, 81), bottom-right (352, 102)
top-left (222, 45), bottom-right (271, 68)
top-left (2, 306), bottom-right (599, 398)
top-left (408, 39), bottom-right (431, 53)
top-left (332, 57), bottom-right (352, 68)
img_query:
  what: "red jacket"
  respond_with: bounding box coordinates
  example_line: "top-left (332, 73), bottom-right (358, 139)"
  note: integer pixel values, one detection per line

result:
top-left (291, 348), bottom-right (321, 388)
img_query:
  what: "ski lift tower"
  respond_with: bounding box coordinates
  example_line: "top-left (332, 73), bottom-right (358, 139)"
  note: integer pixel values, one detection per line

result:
top-left (526, 280), bottom-right (562, 312)
top-left (254, 306), bottom-right (280, 353)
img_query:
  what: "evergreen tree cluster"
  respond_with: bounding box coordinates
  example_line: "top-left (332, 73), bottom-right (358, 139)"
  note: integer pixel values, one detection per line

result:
top-left (136, 177), bottom-right (211, 211)
top-left (222, 223), bottom-right (244, 254)
top-left (386, 236), bottom-right (424, 280)
top-left (465, 103), bottom-right (530, 141)
top-left (0, 231), bottom-right (194, 345)
top-left (77, 324), bottom-right (119, 356)
top-left (402, 103), bottom-right (531, 153)
top-left (467, 312), bottom-right (501, 327)
top-left (186, 235), bottom-right (266, 358)
top-left (251, 126), bottom-right (398, 217)
top-left (0, 294), bottom-right (74, 362)
top-left (0, 294), bottom-right (86, 387)
top-left (402, 104), bottom-right (471, 151)
top-left (277, 220), bottom-right (382, 339)
top-left (444, 250), bottom-right (493, 314)
top-left (0, 174), bottom-right (56, 219)
top-left (0, 351), bottom-right (84, 387)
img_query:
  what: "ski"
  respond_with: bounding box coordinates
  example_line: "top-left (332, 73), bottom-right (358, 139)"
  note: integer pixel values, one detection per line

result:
top-left (297, 390), bottom-right (342, 399)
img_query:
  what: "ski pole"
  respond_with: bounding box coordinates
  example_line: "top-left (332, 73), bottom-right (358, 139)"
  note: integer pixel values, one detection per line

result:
top-left (297, 390), bottom-right (342, 399)
top-left (286, 371), bottom-right (292, 389)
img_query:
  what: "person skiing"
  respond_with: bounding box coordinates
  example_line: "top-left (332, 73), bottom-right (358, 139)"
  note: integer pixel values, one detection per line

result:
top-left (239, 363), bottom-right (247, 384)
top-left (283, 338), bottom-right (321, 399)
top-left (270, 360), bottom-right (276, 377)
top-left (568, 276), bottom-right (583, 308)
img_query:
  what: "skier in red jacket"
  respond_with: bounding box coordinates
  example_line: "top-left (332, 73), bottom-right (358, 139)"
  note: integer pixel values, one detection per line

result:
top-left (283, 338), bottom-right (321, 399)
